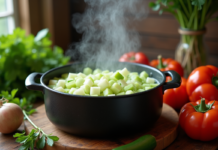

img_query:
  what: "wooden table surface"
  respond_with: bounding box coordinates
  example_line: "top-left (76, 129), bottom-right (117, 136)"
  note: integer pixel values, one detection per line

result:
top-left (1, 101), bottom-right (218, 150)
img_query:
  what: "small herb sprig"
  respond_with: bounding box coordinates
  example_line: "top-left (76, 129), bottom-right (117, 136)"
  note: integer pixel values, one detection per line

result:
top-left (14, 110), bottom-right (59, 150)
top-left (0, 89), bottom-right (59, 149)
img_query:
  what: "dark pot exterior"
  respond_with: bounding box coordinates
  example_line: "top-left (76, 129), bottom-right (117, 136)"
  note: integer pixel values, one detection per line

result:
top-left (25, 62), bottom-right (181, 137)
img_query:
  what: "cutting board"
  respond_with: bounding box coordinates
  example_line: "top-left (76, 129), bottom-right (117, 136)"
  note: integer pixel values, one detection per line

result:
top-left (24, 103), bottom-right (179, 150)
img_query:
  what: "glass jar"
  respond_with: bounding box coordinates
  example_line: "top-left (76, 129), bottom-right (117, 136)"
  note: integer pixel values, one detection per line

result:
top-left (175, 28), bottom-right (208, 77)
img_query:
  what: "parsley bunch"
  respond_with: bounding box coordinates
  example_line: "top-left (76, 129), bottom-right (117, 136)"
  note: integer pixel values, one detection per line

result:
top-left (0, 28), bottom-right (70, 102)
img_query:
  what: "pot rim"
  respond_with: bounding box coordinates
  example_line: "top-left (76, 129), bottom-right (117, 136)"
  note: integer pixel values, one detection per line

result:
top-left (40, 61), bottom-right (166, 98)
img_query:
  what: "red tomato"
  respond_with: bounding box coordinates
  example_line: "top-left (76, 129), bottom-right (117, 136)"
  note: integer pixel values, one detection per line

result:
top-left (163, 77), bottom-right (189, 110)
top-left (119, 51), bottom-right (149, 65)
top-left (179, 98), bottom-right (218, 141)
top-left (150, 55), bottom-right (184, 77)
top-left (0, 99), bottom-right (23, 134)
top-left (186, 65), bottom-right (218, 102)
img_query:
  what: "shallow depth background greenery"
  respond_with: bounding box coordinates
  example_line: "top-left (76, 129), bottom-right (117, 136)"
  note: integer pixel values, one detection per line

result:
top-left (0, 28), bottom-right (70, 102)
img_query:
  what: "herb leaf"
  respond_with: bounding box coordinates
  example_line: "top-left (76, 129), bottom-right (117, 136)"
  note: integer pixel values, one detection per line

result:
top-left (16, 136), bottom-right (28, 143)
top-left (11, 89), bottom-right (18, 98)
top-left (18, 144), bottom-right (29, 150)
top-left (149, 2), bottom-right (160, 11)
top-left (48, 136), bottom-right (59, 141)
top-left (47, 137), bottom-right (54, 146)
top-left (27, 109), bottom-right (37, 115)
top-left (34, 28), bottom-right (49, 42)
top-left (161, 0), bottom-right (168, 6)
top-left (13, 132), bottom-right (26, 138)
top-left (37, 135), bottom-right (46, 149)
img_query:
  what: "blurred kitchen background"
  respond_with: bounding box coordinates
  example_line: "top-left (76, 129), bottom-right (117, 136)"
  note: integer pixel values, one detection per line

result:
top-left (1, 0), bottom-right (218, 66)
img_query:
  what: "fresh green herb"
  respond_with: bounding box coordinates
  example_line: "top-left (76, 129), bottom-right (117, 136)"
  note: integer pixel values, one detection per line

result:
top-left (14, 110), bottom-right (59, 150)
top-left (0, 89), bottom-right (36, 115)
top-left (0, 28), bottom-right (70, 102)
top-left (0, 89), bottom-right (59, 149)
top-left (149, 0), bottom-right (218, 30)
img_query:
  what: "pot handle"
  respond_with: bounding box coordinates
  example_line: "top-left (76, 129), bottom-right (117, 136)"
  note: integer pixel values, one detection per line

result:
top-left (25, 72), bottom-right (44, 92)
top-left (162, 70), bottom-right (181, 92)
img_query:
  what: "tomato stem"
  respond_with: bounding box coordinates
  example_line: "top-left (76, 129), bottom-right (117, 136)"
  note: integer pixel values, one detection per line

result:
top-left (212, 73), bottom-right (218, 89)
top-left (199, 98), bottom-right (207, 112)
top-left (157, 55), bottom-right (166, 69)
top-left (191, 98), bottom-right (215, 113)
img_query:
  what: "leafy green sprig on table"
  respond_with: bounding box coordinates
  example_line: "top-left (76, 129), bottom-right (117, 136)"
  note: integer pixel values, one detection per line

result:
top-left (0, 89), bottom-right (35, 115)
top-left (149, 0), bottom-right (218, 30)
top-left (14, 110), bottom-right (59, 150)
top-left (0, 28), bottom-right (70, 102)
top-left (0, 89), bottom-right (59, 150)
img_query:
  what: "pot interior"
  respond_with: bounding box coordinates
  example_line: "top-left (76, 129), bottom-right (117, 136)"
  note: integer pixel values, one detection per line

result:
top-left (41, 61), bottom-right (165, 87)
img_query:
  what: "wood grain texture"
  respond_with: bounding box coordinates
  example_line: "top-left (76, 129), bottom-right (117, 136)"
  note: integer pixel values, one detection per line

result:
top-left (0, 123), bottom-right (25, 150)
top-left (24, 103), bottom-right (178, 150)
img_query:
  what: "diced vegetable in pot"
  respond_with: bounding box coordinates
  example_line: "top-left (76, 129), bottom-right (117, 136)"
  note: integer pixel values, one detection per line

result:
top-left (47, 67), bottom-right (159, 96)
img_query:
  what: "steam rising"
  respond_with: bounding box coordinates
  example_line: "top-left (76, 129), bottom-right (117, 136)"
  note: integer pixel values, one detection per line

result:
top-left (67, 0), bottom-right (147, 68)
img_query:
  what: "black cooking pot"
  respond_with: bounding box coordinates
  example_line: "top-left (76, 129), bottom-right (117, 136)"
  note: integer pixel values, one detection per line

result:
top-left (25, 61), bottom-right (181, 137)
